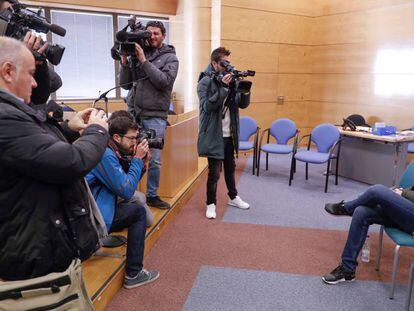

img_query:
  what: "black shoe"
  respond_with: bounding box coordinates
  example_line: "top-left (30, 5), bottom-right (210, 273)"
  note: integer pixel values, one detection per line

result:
top-left (322, 265), bottom-right (355, 284)
top-left (146, 196), bottom-right (171, 209)
top-left (324, 200), bottom-right (352, 216)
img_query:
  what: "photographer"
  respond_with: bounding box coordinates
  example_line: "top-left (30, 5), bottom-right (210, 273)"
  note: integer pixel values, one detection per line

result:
top-left (0, 36), bottom-right (108, 287)
top-left (0, 0), bottom-right (63, 106)
top-left (119, 20), bottom-right (179, 210)
top-left (197, 47), bottom-right (251, 219)
top-left (86, 113), bottom-right (159, 289)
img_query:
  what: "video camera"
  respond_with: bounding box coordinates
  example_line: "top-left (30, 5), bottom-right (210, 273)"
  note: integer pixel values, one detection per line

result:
top-left (0, 1), bottom-right (66, 65)
top-left (214, 60), bottom-right (255, 94)
top-left (111, 15), bottom-right (152, 60)
top-left (138, 128), bottom-right (164, 150)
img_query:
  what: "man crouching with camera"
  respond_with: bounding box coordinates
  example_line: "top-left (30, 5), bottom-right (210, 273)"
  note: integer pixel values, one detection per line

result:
top-left (197, 47), bottom-right (251, 219)
top-left (0, 37), bottom-right (108, 309)
top-left (86, 112), bottom-right (160, 289)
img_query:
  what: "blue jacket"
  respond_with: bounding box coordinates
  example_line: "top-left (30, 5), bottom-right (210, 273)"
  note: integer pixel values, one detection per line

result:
top-left (86, 148), bottom-right (143, 229)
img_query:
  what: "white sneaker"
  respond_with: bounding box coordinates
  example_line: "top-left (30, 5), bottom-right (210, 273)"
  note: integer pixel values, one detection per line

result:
top-left (206, 203), bottom-right (216, 219)
top-left (228, 196), bottom-right (250, 209)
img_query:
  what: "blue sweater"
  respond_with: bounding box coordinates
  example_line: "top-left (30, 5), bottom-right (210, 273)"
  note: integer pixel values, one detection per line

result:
top-left (86, 148), bottom-right (144, 229)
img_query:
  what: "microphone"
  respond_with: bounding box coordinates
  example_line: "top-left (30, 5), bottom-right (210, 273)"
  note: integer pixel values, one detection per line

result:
top-left (93, 81), bottom-right (135, 107)
top-left (49, 23), bottom-right (66, 37)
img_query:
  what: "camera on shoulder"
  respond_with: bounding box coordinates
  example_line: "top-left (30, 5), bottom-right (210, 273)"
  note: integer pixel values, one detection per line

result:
top-left (0, 1), bottom-right (66, 65)
top-left (212, 60), bottom-right (255, 94)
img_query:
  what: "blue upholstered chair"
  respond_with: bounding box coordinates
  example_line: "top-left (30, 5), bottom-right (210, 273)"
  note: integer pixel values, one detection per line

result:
top-left (376, 161), bottom-right (414, 300)
top-left (239, 116), bottom-right (259, 175)
top-left (256, 118), bottom-right (298, 177)
top-left (289, 123), bottom-right (341, 193)
top-left (408, 143), bottom-right (414, 154)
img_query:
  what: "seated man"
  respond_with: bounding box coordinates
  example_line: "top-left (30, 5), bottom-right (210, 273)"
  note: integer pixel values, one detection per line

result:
top-left (322, 184), bottom-right (414, 284)
top-left (87, 115), bottom-right (159, 289)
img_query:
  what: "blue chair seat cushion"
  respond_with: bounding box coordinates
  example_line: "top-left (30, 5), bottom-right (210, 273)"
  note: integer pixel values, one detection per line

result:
top-left (261, 143), bottom-right (293, 154)
top-left (408, 143), bottom-right (414, 154)
top-left (239, 141), bottom-right (255, 151)
top-left (294, 150), bottom-right (331, 164)
top-left (385, 227), bottom-right (414, 247)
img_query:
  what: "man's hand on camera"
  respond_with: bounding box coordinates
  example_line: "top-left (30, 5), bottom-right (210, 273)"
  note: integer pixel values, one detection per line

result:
top-left (134, 140), bottom-right (149, 159)
top-left (68, 108), bottom-right (95, 132)
top-left (221, 73), bottom-right (233, 86)
top-left (23, 32), bottom-right (48, 56)
top-left (134, 44), bottom-right (146, 63)
top-left (120, 54), bottom-right (128, 66)
top-left (87, 109), bottom-right (108, 131)
top-left (142, 150), bottom-right (152, 163)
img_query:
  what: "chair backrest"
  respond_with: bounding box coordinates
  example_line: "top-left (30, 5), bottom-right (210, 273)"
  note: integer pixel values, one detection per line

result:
top-left (311, 123), bottom-right (340, 153)
top-left (398, 161), bottom-right (414, 188)
top-left (346, 114), bottom-right (367, 126)
top-left (269, 118), bottom-right (297, 145)
top-left (239, 116), bottom-right (258, 141)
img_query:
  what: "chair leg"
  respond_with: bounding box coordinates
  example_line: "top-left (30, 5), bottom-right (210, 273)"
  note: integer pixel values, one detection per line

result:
top-left (257, 149), bottom-right (262, 176)
top-left (252, 147), bottom-right (256, 175)
top-left (266, 153), bottom-right (269, 171)
top-left (390, 244), bottom-right (401, 299)
top-left (335, 157), bottom-right (339, 185)
top-left (405, 261), bottom-right (414, 311)
top-left (325, 160), bottom-right (331, 193)
top-left (305, 163), bottom-right (308, 180)
top-left (293, 158), bottom-right (296, 173)
top-left (376, 226), bottom-right (384, 271)
top-left (289, 155), bottom-right (295, 186)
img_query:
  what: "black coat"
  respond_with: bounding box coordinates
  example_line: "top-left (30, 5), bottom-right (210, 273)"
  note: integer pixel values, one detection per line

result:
top-left (0, 89), bottom-right (108, 280)
top-left (197, 64), bottom-right (250, 159)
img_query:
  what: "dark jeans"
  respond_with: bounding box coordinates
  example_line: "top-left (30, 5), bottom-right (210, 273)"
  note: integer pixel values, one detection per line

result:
top-left (207, 137), bottom-right (238, 205)
top-left (341, 184), bottom-right (414, 271)
top-left (109, 202), bottom-right (146, 276)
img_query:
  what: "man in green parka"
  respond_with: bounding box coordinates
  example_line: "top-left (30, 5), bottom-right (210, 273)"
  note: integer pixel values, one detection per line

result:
top-left (197, 47), bottom-right (251, 219)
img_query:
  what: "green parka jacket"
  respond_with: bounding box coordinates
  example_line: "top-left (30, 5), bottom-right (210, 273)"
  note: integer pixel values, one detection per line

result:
top-left (197, 64), bottom-right (250, 159)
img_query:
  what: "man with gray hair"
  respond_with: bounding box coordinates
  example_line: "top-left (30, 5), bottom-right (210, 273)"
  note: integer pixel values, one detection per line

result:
top-left (0, 37), bottom-right (109, 281)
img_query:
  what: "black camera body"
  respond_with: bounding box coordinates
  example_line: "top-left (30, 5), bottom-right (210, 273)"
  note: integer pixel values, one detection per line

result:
top-left (138, 128), bottom-right (164, 150)
top-left (214, 60), bottom-right (255, 94)
top-left (0, 2), bottom-right (66, 65)
top-left (111, 16), bottom-right (152, 60)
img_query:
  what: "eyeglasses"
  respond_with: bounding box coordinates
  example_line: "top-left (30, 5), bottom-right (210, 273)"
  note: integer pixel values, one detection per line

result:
top-left (121, 135), bottom-right (138, 142)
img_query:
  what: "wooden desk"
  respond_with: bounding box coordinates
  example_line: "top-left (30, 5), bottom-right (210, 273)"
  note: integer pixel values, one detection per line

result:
top-left (337, 129), bottom-right (414, 186)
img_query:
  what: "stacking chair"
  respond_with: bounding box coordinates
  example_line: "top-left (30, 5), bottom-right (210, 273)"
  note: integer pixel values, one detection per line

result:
top-left (376, 161), bottom-right (414, 300)
top-left (238, 116), bottom-right (259, 175)
top-left (289, 123), bottom-right (341, 193)
top-left (256, 118), bottom-right (298, 177)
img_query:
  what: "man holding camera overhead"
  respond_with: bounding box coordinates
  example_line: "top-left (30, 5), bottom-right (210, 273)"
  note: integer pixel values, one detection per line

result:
top-left (197, 47), bottom-right (251, 219)
top-left (119, 20), bottom-right (179, 210)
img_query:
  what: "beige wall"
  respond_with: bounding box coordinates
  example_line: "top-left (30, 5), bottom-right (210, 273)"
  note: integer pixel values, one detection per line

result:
top-left (221, 0), bottom-right (414, 134)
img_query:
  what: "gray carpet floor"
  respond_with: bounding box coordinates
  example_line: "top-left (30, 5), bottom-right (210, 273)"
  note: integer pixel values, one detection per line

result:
top-left (223, 154), bottom-right (374, 231)
top-left (184, 266), bottom-right (406, 311)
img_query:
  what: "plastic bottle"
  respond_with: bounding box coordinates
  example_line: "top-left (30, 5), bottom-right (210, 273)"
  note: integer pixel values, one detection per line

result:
top-left (361, 235), bottom-right (370, 263)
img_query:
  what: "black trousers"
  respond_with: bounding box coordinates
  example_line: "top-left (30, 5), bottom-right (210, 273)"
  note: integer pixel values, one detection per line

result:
top-left (207, 137), bottom-right (238, 205)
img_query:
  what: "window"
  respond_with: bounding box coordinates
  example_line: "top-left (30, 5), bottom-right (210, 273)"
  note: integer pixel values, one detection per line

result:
top-left (51, 10), bottom-right (115, 99)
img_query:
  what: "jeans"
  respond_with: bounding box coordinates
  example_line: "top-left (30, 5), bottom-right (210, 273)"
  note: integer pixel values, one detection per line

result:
top-left (207, 137), bottom-right (238, 205)
top-left (341, 184), bottom-right (414, 271)
top-left (141, 118), bottom-right (167, 198)
top-left (109, 202), bottom-right (146, 276)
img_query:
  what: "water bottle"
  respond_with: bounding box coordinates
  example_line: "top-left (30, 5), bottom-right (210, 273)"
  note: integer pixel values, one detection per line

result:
top-left (361, 235), bottom-right (370, 263)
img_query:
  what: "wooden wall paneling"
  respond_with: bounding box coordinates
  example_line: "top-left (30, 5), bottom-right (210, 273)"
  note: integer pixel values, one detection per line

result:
top-left (31, 0), bottom-right (178, 14)
top-left (275, 101), bottom-right (310, 128)
top-left (311, 43), bottom-right (379, 74)
top-left (223, 0), bottom-right (321, 17)
top-left (312, 12), bottom-right (366, 45)
top-left (248, 74), bottom-right (278, 103)
top-left (221, 40), bottom-right (279, 73)
top-left (278, 44), bottom-right (312, 73)
top-left (239, 102), bottom-right (278, 130)
top-left (365, 3), bottom-right (414, 43)
top-left (221, 6), bottom-right (313, 45)
top-left (277, 74), bottom-right (311, 101)
top-left (317, 0), bottom-right (414, 16)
